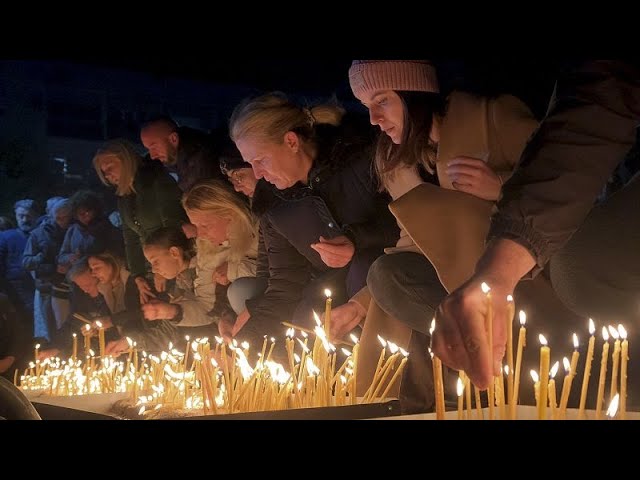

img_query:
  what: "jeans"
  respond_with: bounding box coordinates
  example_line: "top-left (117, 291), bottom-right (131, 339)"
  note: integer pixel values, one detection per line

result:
top-left (227, 277), bottom-right (268, 315)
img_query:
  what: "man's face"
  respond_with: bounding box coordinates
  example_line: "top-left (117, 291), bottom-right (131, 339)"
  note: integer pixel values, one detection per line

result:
top-left (54, 210), bottom-right (73, 230)
top-left (141, 124), bottom-right (179, 165)
top-left (73, 271), bottom-right (100, 298)
top-left (15, 207), bottom-right (36, 232)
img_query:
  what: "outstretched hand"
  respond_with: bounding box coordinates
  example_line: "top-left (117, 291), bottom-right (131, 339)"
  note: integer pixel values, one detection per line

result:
top-left (431, 278), bottom-right (510, 390)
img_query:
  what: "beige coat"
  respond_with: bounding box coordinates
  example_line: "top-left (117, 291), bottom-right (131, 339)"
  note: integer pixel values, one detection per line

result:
top-left (356, 92), bottom-right (539, 403)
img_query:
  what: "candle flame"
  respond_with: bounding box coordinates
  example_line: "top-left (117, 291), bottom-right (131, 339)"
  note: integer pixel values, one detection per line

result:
top-left (563, 357), bottom-right (570, 373)
top-left (301, 331), bottom-right (308, 338)
top-left (138, 406), bottom-right (146, 415)
top-left (293, 353), bottom-right (301, 363)
top-left (241, 341), bottom-right (250, 350)
top-left (507, 294), bottom-right (513, 302)
top-left (296, 338), bottom-right (310, 354)
top-left (607, 393), bottom-right (620, 418)
top-left (618, 325), bottom-right (627, 340)
top-left (572, 333), bottom-right (579, 349)
top-left (324, 288), bottom-right (332, 298)
top-left (313, 310), bottom-right (322, 327)
top-left (429, 319), bottom-right (436, 335)
top-left (481, 282), bottom-right (490, 294)
top-left (185, 335), bottom-right (190, 342)
top-left (588, 318), bottom-right (595, 335)
top-left (387, 341), bottom-right (399, 354)
top-left (341, 348), bottom-right (352, 357)
top-left (519, 310), bottom-right (526, 326)
top-left (504, 365), bottom-right (510, 375)
top-left (377, 335), bottom-right (387, 348)
top-left (286, 328), bottom-right (294, 338)
top-left (95, 320), bottom-right (103, 329)
top-left (85, 324), bottom-right (91, 331)
top-left (89, 349), bottom-right (95, 356)
top-left (428, 348), bottom-right (434, 359)
top-left (232, 339), bottom-right (238, 347)
top-left (126, 337), bottom-right (133, 347)
top-left (214, 336), bottom-right (223, 344)
top-left (35, 343), bottom-right (40, 349)
top-left (539, 334), bottom-right (548, 346)
top-left (350, 333), bottom-right (359, 344)
top-left (530, 370), bottom-right (539, 383)
top-left (456, 377), bottom-right (464, 397)
top-left (549, 361), bottom-right (559, 378)
top-left (602, 327), bottom-right (609, 342)
top-left (72, 333), bottom-right (77, 338)
top-left (399, 347), bottom-right (409, 357)
top-left (608, 325), bottom-right (619, 340)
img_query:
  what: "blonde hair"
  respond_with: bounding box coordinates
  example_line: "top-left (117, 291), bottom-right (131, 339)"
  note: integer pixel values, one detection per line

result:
top-left (229, 92), bottom-right (345, 146)
top-left (87, 251), bottom-right (126, 285)
top-left (93, 139), bottom-right (142, 196)
top-left (182, 179), bottom-right (257, 261)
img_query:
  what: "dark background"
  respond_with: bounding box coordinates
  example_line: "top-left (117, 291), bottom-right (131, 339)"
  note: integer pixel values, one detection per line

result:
top-left (0, 58), bottom-right (560, 216)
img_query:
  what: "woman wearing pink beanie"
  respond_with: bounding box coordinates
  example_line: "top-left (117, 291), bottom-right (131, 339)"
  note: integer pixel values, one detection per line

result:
top-left (332, 60), bottom-right (579, 413)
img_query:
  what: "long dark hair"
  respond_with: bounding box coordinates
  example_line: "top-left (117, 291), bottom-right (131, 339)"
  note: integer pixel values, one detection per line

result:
top-left (374, 91), bottom-right (445, 190)
top-left (143, 226), bottom-right (195, 261)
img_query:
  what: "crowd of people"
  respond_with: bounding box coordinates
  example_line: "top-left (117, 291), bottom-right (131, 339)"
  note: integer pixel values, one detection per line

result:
top-left (1, 60), bottom-right (638, 413)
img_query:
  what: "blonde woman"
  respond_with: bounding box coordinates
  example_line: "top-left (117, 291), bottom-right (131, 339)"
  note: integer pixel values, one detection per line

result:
top-left (93, 139), bottom-right (187, 304)
top-left (228, 92), bottom-right (398, 341)
top-left (182, 179), bottom-right (259, 342)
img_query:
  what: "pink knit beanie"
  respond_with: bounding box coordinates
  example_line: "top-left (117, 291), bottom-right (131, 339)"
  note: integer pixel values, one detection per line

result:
top-left (348, 60), bottom-right (439, 99)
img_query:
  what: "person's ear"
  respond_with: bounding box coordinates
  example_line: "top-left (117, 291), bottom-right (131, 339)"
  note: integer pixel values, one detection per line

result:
top-left (168, 132), bottom-right (179, 146)
top-left (169, 246), bottom-right (182, 260)
top-left (284, 131), bottom-right (299, 154)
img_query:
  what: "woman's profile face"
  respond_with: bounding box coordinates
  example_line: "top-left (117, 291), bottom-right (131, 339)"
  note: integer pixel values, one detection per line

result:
top-left (88, 257), bottom-right (114, 284)
top-left (99, 156), bottom-right (123, 186)
top-left (357, 89), bottom-right (404, 144)
top-left (142, 244), bottom-right (182, 280)
top-left (186, 209), bottom-right (231, 246)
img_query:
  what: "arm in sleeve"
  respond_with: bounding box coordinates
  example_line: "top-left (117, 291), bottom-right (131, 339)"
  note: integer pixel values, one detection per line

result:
top-left (489, 60), bottom-right (640, 273)
top-left (56, 227), bottom-right (76, 266)
top-left (153, 173), bottom-right (188, 229)
top-left (173, 258), bottom-right (217, 328)
top-left (245, 216), bottom-right (311, 324)
top-left (22, 234), bottom-right (44, 273)
top-left (122, 222), bottom-right (147, 278)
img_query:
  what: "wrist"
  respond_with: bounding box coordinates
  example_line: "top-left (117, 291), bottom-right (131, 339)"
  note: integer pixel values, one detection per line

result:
top-left (473, 238), bottom-right (536, 293)
top-left (347, 300), bottom-right (367, 319)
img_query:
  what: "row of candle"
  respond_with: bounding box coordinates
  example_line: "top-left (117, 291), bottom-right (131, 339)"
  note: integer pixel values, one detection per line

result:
top-left (430, 283), bottom-right (632, 420)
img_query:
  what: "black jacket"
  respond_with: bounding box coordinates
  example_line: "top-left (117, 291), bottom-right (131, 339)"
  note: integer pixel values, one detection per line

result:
top-left (174, 126), bottom-right (226, 192)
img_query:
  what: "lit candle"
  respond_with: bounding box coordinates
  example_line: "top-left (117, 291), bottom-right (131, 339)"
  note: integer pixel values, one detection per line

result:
top-left (350, 333), bottom-right (359, 405)
top-left (84, 324), bottom-right (91, 357)
top-left (538, 334), bottom-right (550, 420)
top-left (506, 295), bottom-right (515, 411)
top-left (530, 370), bottom-right (540, 407)
top-left (95, 320), bottom-right (105, 359)
top-left (606, 393), bottom-right (620, 420)
top-left (510, 310), bottom-right (527, 420)
top-left (34, 343), bottom-right (40, 362)
top-left (324, 289), bottom-right (332, 338)
top-left (457, 377), bottom-right (464, 420)
top-left (595, 326), bottom-right (610, 420)
top-left (429, 320), bottom-right (445, 420)
top-left (559, 334), bottom-right (580, 418)
top-left (578, 319), bottom-right (596, 419)
top-left (72, 334), bottom-right (78, 362)
top-left (481, 282), bottom-right (494, 420)
top-left (558, 357), bottom-right (571, 420)
top-left (548, 361), bottom-right (559, 419)
top-left (619, 325), bottom-right (628, 420)
top-left (608, 325), bottom-right (620, 403)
